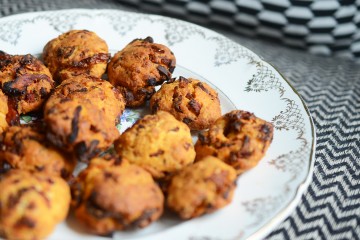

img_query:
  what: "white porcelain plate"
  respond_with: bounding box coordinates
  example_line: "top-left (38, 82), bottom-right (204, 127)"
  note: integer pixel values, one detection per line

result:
top-left (0, 9), bottom-right (316, 240)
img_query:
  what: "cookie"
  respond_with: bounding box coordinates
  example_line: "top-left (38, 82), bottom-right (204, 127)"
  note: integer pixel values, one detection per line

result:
top-left (0, 125), bottom-right (75, 178)
top-left (167, 156), bottom-right (237, 219)
top-left (43, 29), bottom-right (109, 83)
top-left (150, 76), bottom-right (221, 130)
top-left (71, 156), bottom-right (164, 235)
top-left (0, 51), bottom-right (55, 114)
top-left (115, 111), bottom-right (195, 179)
top-left (0, 170), bottom-right (70, 240)
top-left (108, 37), bottom-right (176, 107)
top-left (44, 74), bottom-right (125, 161)
top-left (195, 110), bottom-right (274, 175)
top-left (0, 89), bottom-right (8, 133)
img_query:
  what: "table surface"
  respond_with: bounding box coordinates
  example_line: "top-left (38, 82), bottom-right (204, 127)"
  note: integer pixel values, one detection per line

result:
top-left (0, 0), bottom-right (359, 240)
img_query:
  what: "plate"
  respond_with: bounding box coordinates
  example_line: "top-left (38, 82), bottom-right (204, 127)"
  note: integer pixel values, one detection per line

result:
top-left (0, 9), bottom-right (316, 240)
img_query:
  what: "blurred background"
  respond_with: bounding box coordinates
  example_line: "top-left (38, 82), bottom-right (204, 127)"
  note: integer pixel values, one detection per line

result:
top-left (1, 1), bottom-right (359, 240)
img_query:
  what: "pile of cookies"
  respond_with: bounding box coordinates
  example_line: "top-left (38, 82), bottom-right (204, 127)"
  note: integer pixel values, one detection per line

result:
top-left (0, 30), bottom-right (274, 239)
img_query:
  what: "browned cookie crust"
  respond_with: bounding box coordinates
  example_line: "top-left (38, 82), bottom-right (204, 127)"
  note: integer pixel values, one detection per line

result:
top-left (71, 157), bottom-right (164, 235)
top-left (150, 76), bottom-right (221, 130)
top-left (0, 89), bottom-right (8, 134)
top-left (195, 110), bottom-right (274, 175)
top-left (167, 156), bottom-right (237, 219)
top-left (43, 30), bottom-right (109, 83)
top-left (0, 170), bottom-right (70, 240)
top-left (108, 37), bottom-right (176, 107)
top-left (115, 111), bottom-right (195, 179)
top-left (44, 74), bottom-right (125, 161)
top-left (0, 125), bottom-right (75, 178)
top-left (0, 51), bottom-right (55, 115)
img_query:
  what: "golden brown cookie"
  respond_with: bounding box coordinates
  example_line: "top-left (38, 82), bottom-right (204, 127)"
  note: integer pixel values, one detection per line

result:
top-left (115, 111), bottom-right (195, 179)
top-left (108, 37), bottom-right (176, 107)
top-left (43, 29), bottom-right (109, 83)
top-left (0, 51), bottom-right (55, 114)
top-left (195, 110), bottom-right (274, 175)
top-left (0, 125), bottom-right (75, 178)
top-left (71, 156), bottom-right (164, 235)
top-left (0, 170), bottom-right (70, 240)
top-left (150, 76), bottom-right (221, 130)
top-left (167, 156), bottom-right (237, 219)
top-left (44, 74), bottom-right (125, 162)
top-left (0, 89), bottom-right (8, 133)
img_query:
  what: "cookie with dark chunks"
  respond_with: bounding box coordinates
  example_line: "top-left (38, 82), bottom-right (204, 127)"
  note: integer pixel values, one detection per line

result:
top-left (195, 110), bottom-right (274, 175)
top-left (0, 51), bottom-right (55, 115)
top-left (0, 89), bottom-right (8, 133)
top-left (44, 74), bottom-right (125, 162)
top-left (150, 76), bottom-right (221, 130)
top-left (71, 156), bottom-right (164, 235)
top-left (0, 125), bottom-right (75, 178)
top-left (115, 111), bottom-right (195, 179)
top-left (43, 30), bottom-right (110, 83)
top-left (0, 170), bottom-right (70, 240)
top-left (108, 37), bottom-right (176, 107)
top-left (167, 156), bottom-right (237, 219)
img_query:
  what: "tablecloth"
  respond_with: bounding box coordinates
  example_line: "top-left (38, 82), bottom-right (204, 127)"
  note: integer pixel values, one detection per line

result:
top-left (0, 0), bottom-right (359, 239)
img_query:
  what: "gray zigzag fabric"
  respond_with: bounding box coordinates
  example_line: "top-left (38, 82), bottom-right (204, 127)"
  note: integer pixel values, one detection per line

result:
top-left (0, 0), bottom-right (359, 239)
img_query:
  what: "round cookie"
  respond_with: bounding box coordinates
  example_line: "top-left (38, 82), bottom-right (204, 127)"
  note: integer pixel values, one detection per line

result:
top-left (108, 37), bottom-right (176, 107)
top-left (44, 74), bottom-right (125, 162)
top-left (195, 110), bottom-right (274, 175)
top-left (167, 156), bottom-right (237, 219)
top-left (0, 170), bottom-right (70, 240)
top-left (115, 111), bottom-right (195, 179)
top-left (0, 89), bottom-right (8, 133)
top-left (0, 51), bottom-right (55, 114)
top-left (71, 156), bottom-right (164, 235)
top-left (43, 29), bottom-right (109, 83)
top-left (150, 76), bottom-right (221, 130)
top-left (0, 125), bottom-right (75, 178)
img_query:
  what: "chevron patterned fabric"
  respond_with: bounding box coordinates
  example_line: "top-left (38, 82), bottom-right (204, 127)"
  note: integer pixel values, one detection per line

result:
top-left (0, 0), bottom-right (359, 239)
top-left (246, 40), bottom-right (360, 240)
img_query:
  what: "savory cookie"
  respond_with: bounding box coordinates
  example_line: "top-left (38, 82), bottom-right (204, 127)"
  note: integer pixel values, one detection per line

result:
top-left (44, 74), bottom-right (125, 161)
top-left (0, 170), bottom-right (70, 240)
top-left (150, 76), bottom-right (221, 130)
top-left (71, 156), bottom-right (164, 235)
top-left (0, 89), bottom-right (8, 133)
top-left (0, 125), bottom-right (75, 178)
top-left (167, 156), bottom-right (237, 219)
top-left (0, 51), bottom-right (55, 114)
top-left (43, 30), bottom-right (109, 83)
top-left (115, 111), bottom-right (195, 179)
top-left (108, 37), bottom-right (176, 107)
top-left (195, 110), bottom-right (274, 175)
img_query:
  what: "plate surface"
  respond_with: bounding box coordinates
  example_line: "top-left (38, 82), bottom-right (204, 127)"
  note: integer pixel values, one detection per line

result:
top-left (0, 9), bottom-right (316, 240)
